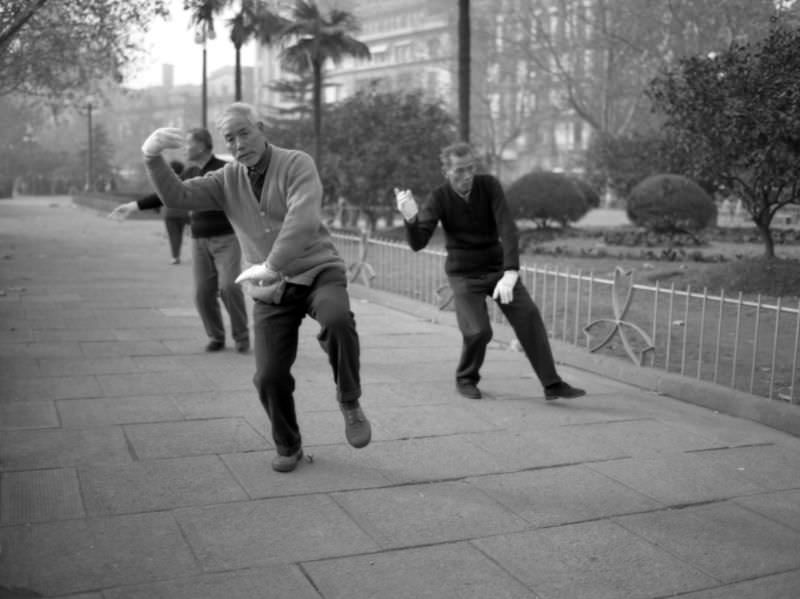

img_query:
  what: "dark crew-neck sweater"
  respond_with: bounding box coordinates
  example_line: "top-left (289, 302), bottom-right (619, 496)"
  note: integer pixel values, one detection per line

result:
top-left (137, 155), bottom-right (234, 238)
top-left (404, 173), bottom-right (520, 275)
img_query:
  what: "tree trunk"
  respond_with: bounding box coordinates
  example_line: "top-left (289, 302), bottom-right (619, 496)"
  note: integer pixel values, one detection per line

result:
top-left (313, 58), bottom-right (323, 169)
top-left (458, 0), bottom-right (470, 142)
top-left (756, 220), bottom-right (775, 258)
top-left (234, 45), bottom-right (242, 101)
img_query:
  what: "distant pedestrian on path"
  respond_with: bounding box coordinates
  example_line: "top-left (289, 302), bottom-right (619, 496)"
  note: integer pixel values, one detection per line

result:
top-left (161, 161), bottom-right (190, 265)
top-left (110, 128), bottom-right (250, 354)
top-left (396, 142), bottom-right (586, 401)
top-left (139, 102), bottom-right (371, 473)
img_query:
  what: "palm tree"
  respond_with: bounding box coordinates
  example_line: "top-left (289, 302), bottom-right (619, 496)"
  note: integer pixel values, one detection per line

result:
top-left (458, 0), bottom-right (470, 142)
top-left (229, 0), bottom-right (289, 101)
top-left (278, 0), bottom-right (370, 168)
top-left (185, 0), bottom-right (229, 126)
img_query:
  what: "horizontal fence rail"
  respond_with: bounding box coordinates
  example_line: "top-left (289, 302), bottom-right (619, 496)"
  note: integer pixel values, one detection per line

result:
top-left (333, 232), bottom-right (800, 405)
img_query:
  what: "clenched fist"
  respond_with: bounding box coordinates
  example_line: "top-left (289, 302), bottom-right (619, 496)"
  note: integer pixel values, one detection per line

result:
top-left (394, 187), bottom-right (418, 221)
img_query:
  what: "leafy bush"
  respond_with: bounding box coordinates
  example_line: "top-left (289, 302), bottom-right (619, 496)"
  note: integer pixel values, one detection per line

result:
top-left (627, 174), bottom-right (716, 237)
top-left (570, 177), bottom-right (601, 208)
top-left (506, 171), bottom-right (589, 228)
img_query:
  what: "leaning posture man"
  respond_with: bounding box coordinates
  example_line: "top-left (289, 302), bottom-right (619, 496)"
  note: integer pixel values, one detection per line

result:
top-left (397, 142), bottom-right (586, 401)
top-left (141, 103), bottom-right (370, 472)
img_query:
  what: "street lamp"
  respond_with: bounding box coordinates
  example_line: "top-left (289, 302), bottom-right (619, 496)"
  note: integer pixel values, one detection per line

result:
top-left (194, 21), bottom-right (216, 129)
top-left (85, 95), bottom-right (95, 192)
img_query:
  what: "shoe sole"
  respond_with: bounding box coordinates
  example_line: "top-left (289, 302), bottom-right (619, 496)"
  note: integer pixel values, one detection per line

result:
top-left (545, 390), bottom-right (587, 400)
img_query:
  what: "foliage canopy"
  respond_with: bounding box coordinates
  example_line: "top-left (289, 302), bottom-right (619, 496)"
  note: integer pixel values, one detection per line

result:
top-left (648, 18), bottom-right (800, 256)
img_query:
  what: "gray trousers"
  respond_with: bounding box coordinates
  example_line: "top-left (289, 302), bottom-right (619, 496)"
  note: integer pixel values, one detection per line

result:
top-left (191, 233), bottom-right (249, 343)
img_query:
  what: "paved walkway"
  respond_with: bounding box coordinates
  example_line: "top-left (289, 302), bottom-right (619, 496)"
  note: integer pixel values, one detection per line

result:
top-left (1, 196), bottom-right (799, 599)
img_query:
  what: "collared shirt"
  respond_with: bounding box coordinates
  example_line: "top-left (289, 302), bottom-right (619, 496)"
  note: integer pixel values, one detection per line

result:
top-left (247, 144), bottom-right (272, 201)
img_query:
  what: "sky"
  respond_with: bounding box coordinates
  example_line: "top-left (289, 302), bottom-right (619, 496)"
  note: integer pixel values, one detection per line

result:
top-left (126, 0), bottom-right (257, 89)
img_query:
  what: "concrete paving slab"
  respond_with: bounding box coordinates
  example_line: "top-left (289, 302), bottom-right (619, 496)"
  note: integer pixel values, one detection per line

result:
top-left (303, 542), bottom-right (538, 599)
top-left (0, 374), bottom-right (102, 402)
top-left (673, 569), bottom-right (800, 599)
top-left (102, 566), bottom-right (321, 599)
top-left (0, 427), bottom-right (132, 471)
top-left (80, 455), bottom-right (249, 516)
top-left (473, 520), bottom-right (718, 599)
top-left (371, 402), bottom-right (500, 439)
top-left (467, 465), bottom-right (662, 527)
top-left (113, 326), bottom-right (203, 341)
top-left (96, 370), bottom-right (217, 397)
top-left (614, 502), bottom-right (800, 582)
top-left (32, 328), bottom-right (118, 342)
top-left (174, 494), bottom-right (380, 570)
top-left (691, 444), bottom-right (800, 490)
top-left (221, 447), bottom-right (393, 498)
top-left (331, 481), bottom-right (527, 549)
top-left (0, 356), bottom-right (40, 377)
top-left (733, 489), bottom-right (800, 532)
top-left (588, 453), bottom-right (769, 505)
top-left (0, 341), bottom-right (82, 359)
top-left (0, 513), bottom-right (200, 597)
top-left (36, 356), bottom-right (140, 377)
top-left (170, 389), bottom-right (260, 420)
top-left (57, 395), bottom-right (183, 427)
top-left (567, 417), bottom-right (726, 456)
top-left (1, 468), bottom-right (84, 524)
top-left (351, 436), bottom-right (509, 484)
top-left (463, 427), bottom-right (629, 471)
top-left (0, 400), bottom-right (58, 430)
top-left (78, 340), bottom-right (170, 358)
top-left (123, 417), bottom-right (269, 459)
top-left (463, 395), bottom-right (641, 430)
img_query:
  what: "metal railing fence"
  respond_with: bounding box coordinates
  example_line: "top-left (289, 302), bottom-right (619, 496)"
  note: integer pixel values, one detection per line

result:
top-left (333, 232), bottom-right (800, 404)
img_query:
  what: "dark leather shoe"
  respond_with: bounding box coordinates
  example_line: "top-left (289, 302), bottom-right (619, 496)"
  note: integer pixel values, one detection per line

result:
top-left (205, 340), bottom-right (225, 352)
top-left (545, 381), bottom-right (586, 400)
top-left (271, 448), bottom-right (303, 473)
top-left (341, 403), bottom-right (371, 448)
top-left (456, 382), bottom-right (482, 399)
top-left (235, 339), bottom-right (250, 353)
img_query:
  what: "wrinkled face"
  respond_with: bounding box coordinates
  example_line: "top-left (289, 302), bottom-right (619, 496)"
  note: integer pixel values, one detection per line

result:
top-left (185, 134), bottom-right (206, 163)
top-left (220, 113), bottom-right (267, 167)
top-left (443, 153), bottom-right (476, 195)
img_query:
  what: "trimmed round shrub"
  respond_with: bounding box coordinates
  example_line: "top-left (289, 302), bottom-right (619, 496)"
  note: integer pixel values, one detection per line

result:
top-left (506, 171), bottom-right (589, 227)
top-left (570, 177), bottom-right (601, 209)
top-left (627, 174), bottom-right (716, 235)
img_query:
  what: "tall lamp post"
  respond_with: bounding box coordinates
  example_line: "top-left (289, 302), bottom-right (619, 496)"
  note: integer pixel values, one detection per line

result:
top-left (195, 21), bottom-right (215, 129)
top-left (85, 95), bottom-right (95, 192)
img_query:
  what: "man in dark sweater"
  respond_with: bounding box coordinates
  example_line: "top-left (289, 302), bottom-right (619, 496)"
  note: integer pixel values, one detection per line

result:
top-left (110, 128), bottom-right (249, 353)
top-left (397, 142), bottom-right (585, 401)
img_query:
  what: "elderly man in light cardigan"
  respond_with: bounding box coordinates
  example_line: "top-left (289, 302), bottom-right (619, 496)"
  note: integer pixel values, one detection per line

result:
top-left (141, 102), bottom-right (370, 473)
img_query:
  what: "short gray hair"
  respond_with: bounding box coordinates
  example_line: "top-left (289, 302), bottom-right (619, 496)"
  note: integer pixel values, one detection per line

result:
top-left (440, 142), bottom-right (474, 169)
top-left (216, 102), bottom-right (262, 129)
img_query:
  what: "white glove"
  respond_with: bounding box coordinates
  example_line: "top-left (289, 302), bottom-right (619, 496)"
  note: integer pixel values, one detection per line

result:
top-left (108, 201), bottom-right (139, 221)
top-left (235, 263), bottom-right (280, 285)
top-left (394, 187), bottom-right (418, 221)
top-left (492, 270), bottom-right (519, 304)
top-left (141, 127), bottom-right (184, 157)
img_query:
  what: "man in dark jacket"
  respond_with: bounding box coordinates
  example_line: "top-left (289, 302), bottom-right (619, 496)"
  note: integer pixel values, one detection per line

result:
top-left (110, 128), bottom-right (249, 353)
top-left (396, 141), bottom-right (585, 401)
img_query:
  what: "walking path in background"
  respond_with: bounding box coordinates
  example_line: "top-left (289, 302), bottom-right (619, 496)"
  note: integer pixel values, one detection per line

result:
top-left (1, 196), bottom-right (799, 599)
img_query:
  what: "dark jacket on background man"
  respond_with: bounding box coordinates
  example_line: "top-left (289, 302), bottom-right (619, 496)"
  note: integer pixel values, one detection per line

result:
top-left (137, 155), bottom-right (232, 238)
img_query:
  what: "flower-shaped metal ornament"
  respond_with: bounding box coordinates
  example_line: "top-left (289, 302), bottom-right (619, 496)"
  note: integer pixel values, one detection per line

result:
top-left (583, 267), bottom-right (655, 366)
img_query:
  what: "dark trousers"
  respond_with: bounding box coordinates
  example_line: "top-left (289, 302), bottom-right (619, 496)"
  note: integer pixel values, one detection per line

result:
top-left (448, 271), bottom-right (561, 389)
top-left (252, 268), bottom-right (360, 456)
top-left (192, 234), bottom-right (249, 343)
top-left (164, 216), bottom-right (188, 260)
